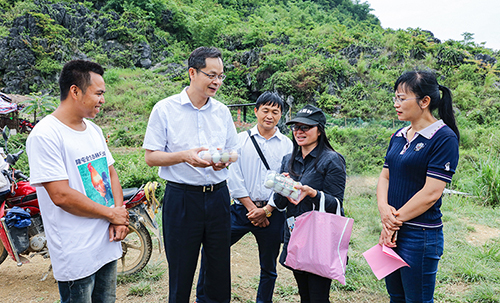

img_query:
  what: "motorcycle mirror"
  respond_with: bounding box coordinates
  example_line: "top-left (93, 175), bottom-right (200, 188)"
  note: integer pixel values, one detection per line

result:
top-left (2, 126), bottom-right (10, 142)
top-left (2, 126), bottom-right (10, 152)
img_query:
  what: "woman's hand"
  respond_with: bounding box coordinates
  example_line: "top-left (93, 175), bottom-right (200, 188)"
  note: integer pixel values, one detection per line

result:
top-left (379, 229), bottom-right (397, 248)
top-left (287, 184), bottom-right (316, 205)
top-left (379, 204), bottom-right (402, 235)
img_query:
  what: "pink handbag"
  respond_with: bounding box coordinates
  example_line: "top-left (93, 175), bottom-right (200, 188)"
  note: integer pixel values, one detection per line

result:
top-left (285, 192), bottom-right (354, 285)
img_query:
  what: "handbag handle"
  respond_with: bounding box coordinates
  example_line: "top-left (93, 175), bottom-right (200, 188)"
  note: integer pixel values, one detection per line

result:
top-left (318, 191), bottom-right (341, 215)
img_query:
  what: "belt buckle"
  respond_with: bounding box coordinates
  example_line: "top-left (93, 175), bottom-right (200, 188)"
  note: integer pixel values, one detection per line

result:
top-left (203, 184), bottom-right (214, 193)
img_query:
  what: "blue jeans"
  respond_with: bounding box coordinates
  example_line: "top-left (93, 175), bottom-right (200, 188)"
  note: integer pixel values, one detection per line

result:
top-left (58, 260), bottom-right (117, 303)
top-left (197, 203), bottom-right (285, 303)
top-left (163, 183), bottom-right (231, 303)
top-left (385, 224), bottom-right (444, 303)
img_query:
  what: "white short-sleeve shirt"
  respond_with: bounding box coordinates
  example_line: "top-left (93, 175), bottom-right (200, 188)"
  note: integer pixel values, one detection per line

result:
top-left (27, 115), bottom-right (122, 281)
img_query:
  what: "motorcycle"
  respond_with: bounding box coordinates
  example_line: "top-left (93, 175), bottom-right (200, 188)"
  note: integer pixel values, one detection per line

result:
top-left (119, 181), bottom-right (162, 276)
top-left (0, 126), bottom-right (162, 279)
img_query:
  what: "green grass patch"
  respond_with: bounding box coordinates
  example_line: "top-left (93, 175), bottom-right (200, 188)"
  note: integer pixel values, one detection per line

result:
top-left (127, 281), bottom-right (152, 296)
top-left (117, 262), bottom-right (166, 285)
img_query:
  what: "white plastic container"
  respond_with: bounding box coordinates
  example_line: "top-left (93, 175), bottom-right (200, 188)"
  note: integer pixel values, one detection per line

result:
top-left (264, 171), bottom-right (301, 199)
top-left (198, 149), bottom-right (239, 164)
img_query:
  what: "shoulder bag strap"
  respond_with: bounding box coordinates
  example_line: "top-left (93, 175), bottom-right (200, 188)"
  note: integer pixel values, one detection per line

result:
top-left (247, 129), bottom-right (270, 170)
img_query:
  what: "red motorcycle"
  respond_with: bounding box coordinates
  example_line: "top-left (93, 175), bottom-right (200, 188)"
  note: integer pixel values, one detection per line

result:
top-left (0, 127), bottom-right (162, 278)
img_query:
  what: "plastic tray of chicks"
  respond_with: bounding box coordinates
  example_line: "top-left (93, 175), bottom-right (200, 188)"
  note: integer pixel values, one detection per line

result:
top-left (264, 171), bottom-right (301, 200)
top-left (198, 149), bottom-right (239, 163)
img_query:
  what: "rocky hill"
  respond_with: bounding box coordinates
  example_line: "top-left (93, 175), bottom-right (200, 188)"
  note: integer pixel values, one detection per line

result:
top-left (1, 0), bottom-right (499, 123)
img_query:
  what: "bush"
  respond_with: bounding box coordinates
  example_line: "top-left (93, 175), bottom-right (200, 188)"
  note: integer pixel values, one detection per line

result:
top-left (327, 126), bottom-right (394, 175)
top-left (473, 156), bottom-right (500, 207)
top-left (111, 149), bottom-right (163, 188)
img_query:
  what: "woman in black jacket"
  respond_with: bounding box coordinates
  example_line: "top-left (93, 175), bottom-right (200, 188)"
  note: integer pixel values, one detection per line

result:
top-left (273, 104), bottom-right (346, 303)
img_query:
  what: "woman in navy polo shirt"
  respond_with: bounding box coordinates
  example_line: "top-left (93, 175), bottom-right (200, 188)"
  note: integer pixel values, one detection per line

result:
top-left (377, 71), bottom-right (460, 302)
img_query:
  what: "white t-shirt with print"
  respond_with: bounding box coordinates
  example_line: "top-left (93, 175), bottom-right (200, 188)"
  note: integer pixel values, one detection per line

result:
top-left (27, 115), bottom-right (122, 282)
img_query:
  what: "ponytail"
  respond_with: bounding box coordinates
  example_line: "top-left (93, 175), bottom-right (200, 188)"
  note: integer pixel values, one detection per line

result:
top-left (437, 85), bottom-right (460, 141)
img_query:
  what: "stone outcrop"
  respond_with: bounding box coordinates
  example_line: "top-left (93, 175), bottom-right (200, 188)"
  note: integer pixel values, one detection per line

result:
top-left (0, 1), bottom-right (159, 94)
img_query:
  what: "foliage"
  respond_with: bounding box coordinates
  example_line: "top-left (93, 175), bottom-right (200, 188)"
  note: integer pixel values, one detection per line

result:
top-left (111, 148), bottom-right (163, 188)
top-left (472, 156), bottom-right (500, 207)
top-left (27, 11), bottom-right (70, 75)
top-left (20, 92), bottom-right (58, 122)
top-left (327, 126), bottom-right (394, 175)
top-left (1, 0), bottom-right (499, 125)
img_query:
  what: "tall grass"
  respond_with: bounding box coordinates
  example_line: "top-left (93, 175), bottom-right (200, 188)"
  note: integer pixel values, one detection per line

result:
top-left (473, 156), bottom-right (500, 206)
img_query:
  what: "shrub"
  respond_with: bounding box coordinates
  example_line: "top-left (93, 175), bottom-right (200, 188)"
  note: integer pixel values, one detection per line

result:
top-left (473, 156), bottom-right (500, 207)
top-left (21, 92), bottom-right (58, 122)
top-left (327, 126), bottom-right (394, 175)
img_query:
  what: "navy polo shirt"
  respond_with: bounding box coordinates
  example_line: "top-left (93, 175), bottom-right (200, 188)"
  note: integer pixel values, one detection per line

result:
top-left (383, 120), bottom-right (459, 227)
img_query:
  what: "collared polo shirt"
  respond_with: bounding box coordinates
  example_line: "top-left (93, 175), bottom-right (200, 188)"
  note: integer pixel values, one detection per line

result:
top-left (383, 120), bottom-right (459, 227)
top-left (142, 87), bottom-right (239, 185)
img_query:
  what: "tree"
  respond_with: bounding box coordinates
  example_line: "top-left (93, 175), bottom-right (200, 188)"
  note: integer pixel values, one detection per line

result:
top-left (21, 93), bottom-right (58, 123)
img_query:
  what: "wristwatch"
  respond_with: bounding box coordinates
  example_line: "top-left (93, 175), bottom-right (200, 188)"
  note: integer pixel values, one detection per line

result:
top-left (263, 205), bottom-right (272, 217)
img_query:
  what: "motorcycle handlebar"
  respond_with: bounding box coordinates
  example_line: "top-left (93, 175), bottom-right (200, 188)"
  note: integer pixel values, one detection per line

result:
top-left (2, 169), bottom-right (14, 183)
top-left (5, 150), bottom-right (24, 165)
top-left (14, 170), bottom-right (29, 181)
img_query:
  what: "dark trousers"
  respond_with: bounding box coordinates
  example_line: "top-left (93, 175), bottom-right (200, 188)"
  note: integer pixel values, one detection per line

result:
top-left (197, 203), bottom-right (285, 303)
top-left (293, 271), bottom-right (332, 303)
top-left (163, 183), bottom-right (231, 303)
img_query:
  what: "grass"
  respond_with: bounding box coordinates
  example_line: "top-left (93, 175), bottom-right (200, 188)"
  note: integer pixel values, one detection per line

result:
top-left (128, 281), bottom-right (153, 296)
top-left (328, 176), bottom-right (500, 302)
top-left (117, 262), bottom-right (166, 285)
top-left (110, 147), bottom-right (164, 189)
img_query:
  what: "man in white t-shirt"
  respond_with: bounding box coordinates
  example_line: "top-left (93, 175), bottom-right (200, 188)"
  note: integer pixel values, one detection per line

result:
top-left (26, 60), bottom-right (129, 303)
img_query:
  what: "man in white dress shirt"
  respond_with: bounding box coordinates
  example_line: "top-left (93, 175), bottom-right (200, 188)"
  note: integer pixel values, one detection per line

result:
top-left (197, 92), bottom-right (292, 303)
top-left (142, 47), bottom-right (239, 303)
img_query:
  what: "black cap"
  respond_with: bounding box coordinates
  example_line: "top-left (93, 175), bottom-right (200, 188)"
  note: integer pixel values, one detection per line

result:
top-left (286, 104), bottom-right (326, 128)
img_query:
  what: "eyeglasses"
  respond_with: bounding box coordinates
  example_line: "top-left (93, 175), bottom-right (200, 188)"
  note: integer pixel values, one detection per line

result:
top-left (393, 96), bottom-right (419, 104)
top-left (195, 68), bottom-right (226, 81)
top-left (290, 124), bottom-right (316, 132)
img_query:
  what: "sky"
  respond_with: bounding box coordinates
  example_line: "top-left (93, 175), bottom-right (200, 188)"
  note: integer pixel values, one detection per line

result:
top-left (365, 0), bottom-right (500, 51)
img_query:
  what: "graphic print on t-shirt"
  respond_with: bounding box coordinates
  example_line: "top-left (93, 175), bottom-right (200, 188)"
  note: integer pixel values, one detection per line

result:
top-left (78, 156), bottom-right (114, 207)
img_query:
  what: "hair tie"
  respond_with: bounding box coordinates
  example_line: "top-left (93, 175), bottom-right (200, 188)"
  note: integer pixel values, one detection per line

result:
top-left (437, 84), bottom-right (442, 90)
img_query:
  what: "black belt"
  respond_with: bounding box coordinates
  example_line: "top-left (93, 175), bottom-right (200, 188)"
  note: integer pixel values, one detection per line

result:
top-left (167, 180), bottom-right (227, 193)
top-left (253, 200), bottom-right (268, 208)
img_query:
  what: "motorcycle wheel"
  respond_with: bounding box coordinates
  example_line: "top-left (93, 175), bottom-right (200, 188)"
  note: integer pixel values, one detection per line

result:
top-left (117, 222), bottom-right (152, 275)
top-left (0, 241), bottom-right (7, 265)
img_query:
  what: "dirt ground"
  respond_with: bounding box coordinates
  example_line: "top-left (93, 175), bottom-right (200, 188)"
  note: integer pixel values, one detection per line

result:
top-left (2, 223), bottom-right (498, 303)
top-left (1, 233), bottom-right (389, 303)
top-left (0, 235), bottom-right (287, 303)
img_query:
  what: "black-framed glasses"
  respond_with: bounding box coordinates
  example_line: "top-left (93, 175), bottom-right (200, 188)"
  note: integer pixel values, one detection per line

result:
top-left (290, 124), bottom-right (316, 132)
top-left (195, 68), bottom-right (226, 81)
